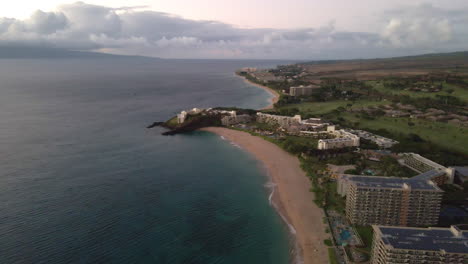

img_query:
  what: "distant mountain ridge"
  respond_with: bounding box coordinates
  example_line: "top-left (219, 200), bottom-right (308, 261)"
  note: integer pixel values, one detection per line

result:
top-left (0, 46), bottom-right (159, 59)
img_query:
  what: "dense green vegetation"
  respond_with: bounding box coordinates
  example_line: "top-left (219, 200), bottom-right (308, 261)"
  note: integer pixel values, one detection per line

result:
top-left (300, 156), bottom-right (348, 209)
top-left (323, 182), bottom-right (347, 213)
top-left (351, 156), bottom-right (418, 177)
top-left (279, 136), bottom-right (318, 154)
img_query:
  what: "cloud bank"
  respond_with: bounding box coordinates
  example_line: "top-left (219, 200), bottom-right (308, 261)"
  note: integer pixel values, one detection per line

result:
top-left (0, 2), bottom-right (467, 59)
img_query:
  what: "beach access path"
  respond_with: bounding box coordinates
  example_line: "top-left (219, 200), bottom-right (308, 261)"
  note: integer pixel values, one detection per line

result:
top-left (201, 127), bottom-right (329, 264)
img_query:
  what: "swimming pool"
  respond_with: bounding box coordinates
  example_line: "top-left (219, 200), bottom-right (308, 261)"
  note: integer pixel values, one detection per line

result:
top-left (338, 230), bottom-right (352, 245)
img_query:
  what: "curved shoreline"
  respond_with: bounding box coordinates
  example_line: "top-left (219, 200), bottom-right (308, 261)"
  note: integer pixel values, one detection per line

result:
top-left (236, 74), bottom-right (280, 110)
top-left (201, 127), bottom-right (329, 264)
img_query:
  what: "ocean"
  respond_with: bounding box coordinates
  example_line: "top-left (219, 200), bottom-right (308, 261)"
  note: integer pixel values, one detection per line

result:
top-left (0, 58), bottom-right (294, 263)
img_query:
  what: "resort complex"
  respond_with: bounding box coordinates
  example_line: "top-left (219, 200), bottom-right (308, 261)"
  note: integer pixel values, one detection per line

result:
top-left (166, 104), bottom-right (468, 263)
top-left (371, 225), bottom-right (468, 264)
top-left (167, 56), bottom-right (468, 263)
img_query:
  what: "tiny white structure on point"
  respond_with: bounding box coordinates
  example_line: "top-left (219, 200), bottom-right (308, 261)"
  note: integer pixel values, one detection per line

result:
top-left (177, 111), bottom-right (187, 124)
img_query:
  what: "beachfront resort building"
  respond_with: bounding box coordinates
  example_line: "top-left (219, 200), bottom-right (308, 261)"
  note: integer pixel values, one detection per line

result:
top-left (176, 108), bottom-right (204, 124)
top-left (289, 85), bottom-right (320, 97)
top-left (176, 108), bottom-right (238, 124)
top-left (338, 175), bottom-right (443, 227)
top-left (221, 113), bottom-right (252, 126)
top-left (256, 113), bottom-right (335, 134)
top-left (317, 126), bottom-right (360, 150)
top-left (371, 225), bottom-right (468, 264)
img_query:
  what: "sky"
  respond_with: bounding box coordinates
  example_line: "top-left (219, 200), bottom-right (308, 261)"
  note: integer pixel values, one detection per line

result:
top-left (1, 1), bottom-right (468, 59)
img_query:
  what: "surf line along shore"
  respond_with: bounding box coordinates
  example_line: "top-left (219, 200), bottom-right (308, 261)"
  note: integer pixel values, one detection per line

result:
top-left (237, 74), bottom-right (280, 110)
top-left (200, 127), bottom-right (329, 264)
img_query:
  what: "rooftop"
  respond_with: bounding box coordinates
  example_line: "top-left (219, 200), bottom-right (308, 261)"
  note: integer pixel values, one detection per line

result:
top-left (453, 166), bottom-right (468, 177)
top-left (374, 225), bottom-right (468, 254)
top-left (412, 169), bottom-right (446, 181)
top-left (346, 175), bottom-right (441, 191)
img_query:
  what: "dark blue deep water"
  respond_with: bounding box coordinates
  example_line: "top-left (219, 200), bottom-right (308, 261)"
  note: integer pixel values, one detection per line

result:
top-left (0, 58), bottom-right (293, 263)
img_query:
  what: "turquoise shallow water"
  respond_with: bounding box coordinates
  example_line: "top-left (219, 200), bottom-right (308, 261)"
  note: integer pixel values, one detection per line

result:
top-left (0, 58), bottom-right (294, 263)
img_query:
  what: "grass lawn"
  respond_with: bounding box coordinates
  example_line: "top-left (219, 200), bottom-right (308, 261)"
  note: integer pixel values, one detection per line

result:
top-left (166, 116), bottom-right (178, 127)
top-left (328, 248), bottom-right (339, 264)
top-left (367, 80), bottom-right (468, 102)
top-left (354, 226), bottom-right (374, 253)
top-left (277, 100), bottom-right (387, 116)
top-left (339, 113), bottom-right (468, 155)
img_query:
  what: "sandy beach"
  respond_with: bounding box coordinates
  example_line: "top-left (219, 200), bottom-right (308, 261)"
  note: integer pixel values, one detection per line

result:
top-left (237, 74), bottom-right (280, 110)
top-left (201, 127), bottom-right (329, 264)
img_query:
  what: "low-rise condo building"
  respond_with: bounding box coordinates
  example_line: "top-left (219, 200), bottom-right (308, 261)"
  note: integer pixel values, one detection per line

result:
top-left (371, 225), bottom-right (468, 264)
top-left (339, 175), bottom-right (443, 226)
top-left (299, 118), bottom-right (331, 131)
top-left (346, 129), bottom-right (399, 149)
top-left (399, 153), bottom-right (455, 185)
top-left (318, 126), bottom-right (360, 150)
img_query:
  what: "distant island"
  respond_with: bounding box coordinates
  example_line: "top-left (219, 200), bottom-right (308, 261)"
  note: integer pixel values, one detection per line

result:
top-left (151, 51), bottom-right (468, 264)
top-left (0, 46), bottom-right (160, 59)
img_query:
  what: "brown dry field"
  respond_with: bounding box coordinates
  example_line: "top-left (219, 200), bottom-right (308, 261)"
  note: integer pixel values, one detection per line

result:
top-left (299, 54), bottom-right (468, 82)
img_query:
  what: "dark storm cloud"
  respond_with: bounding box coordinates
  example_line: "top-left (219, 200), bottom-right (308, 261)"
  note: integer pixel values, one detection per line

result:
top-left (0, 2), bottom-right (467, 59)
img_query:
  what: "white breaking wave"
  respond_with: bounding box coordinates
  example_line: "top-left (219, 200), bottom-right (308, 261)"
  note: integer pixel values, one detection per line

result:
top-left (218, 135), bottom-right (242, 149)
top-left (264, 180), bottom-right (303, 264)
top-left (264, 181), bottom-right (297, 235)
top-left (230, 142), bottom-right (242, 149)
